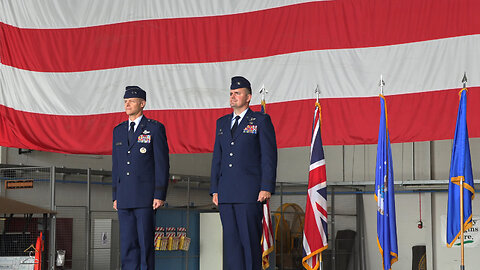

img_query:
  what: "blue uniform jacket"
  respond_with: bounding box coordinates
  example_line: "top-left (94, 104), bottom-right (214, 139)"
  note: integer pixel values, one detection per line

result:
top-left (112, 116), bottom-right (170, 209)
top-left (210, 109), bottom-right (277, 203)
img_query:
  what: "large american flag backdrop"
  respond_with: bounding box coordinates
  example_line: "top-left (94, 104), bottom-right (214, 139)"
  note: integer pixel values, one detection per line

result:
top-left (1, 0), bottom-right (479, 155)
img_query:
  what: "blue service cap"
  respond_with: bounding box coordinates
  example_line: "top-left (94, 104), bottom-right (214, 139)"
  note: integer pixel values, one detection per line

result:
top-left (124, 86), bottom-right (146, 100)
top-left (230, 76), bottom-right (251, 91)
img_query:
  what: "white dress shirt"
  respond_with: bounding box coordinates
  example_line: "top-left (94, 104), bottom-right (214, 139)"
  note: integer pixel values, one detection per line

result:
top-left (231, 108), bottom-right (249, 128)
top-left (128, 115), bottom-right (143, 132)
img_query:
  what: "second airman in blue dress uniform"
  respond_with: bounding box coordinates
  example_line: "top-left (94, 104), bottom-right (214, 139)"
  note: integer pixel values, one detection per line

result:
top-left (211, 76), bottom-right (278, 270)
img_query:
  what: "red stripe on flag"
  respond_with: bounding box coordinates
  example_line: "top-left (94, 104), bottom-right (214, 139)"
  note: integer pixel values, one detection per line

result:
top-left (1, 0), bottom-right (479, 72)
top-left (0, 87), bottom-right (479, 154)
top-left (309, 169), bottom-right (326, 186)
top-left (316, 202), bottom-right (328, 219)
top-left (261, 201), bottom-right (274, 269)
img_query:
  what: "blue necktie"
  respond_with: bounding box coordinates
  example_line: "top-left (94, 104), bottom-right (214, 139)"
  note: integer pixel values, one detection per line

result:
top-left (128, 122), bottom-right (135, 145)
top-left (231, 116), bottom-right (240, 136)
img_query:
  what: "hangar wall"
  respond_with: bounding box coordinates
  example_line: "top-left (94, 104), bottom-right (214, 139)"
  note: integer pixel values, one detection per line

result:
top-left (5, 138), bottom-right (478, 183)
top-left (1, 138), bottom-right (480, 269)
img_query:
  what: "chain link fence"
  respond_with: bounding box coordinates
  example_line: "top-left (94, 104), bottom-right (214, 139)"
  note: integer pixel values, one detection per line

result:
top-left (0, 167), bottom-right (53, 269)
top-left (0, 166), bottom-right (117, 270)
top-left (1, 166), bottom-right (364, 270)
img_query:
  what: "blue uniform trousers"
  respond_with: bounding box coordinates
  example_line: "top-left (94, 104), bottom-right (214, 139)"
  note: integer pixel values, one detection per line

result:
top-left (219, 203), bottom-right (263, 270)
top-left (118, 207), bottom-right (155, 270)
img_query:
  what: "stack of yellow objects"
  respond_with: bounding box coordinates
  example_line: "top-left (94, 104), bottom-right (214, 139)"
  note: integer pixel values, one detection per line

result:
top-left (154, 226), bottom-right (191, 251)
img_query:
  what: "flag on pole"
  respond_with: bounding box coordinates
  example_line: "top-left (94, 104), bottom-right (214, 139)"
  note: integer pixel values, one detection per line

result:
top-left (375, 95), bottom-right (398, 270)
top-left (260, 92), bottom-right (274, 269)
top-left (446, 88), bottom-right (475, 247)
top-left (261, 90), bottom-right (267, 114)
top-left (302, 101), bottom-right (328, 270)
top-left (261, 201), bottom-right (274, 269)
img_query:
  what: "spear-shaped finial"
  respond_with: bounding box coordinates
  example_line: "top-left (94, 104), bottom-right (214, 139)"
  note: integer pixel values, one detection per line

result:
top-left (379, 74), bottom-right (385, 95)
top-left (314, 84), bottom-right (320, 102)
top-left (259, 84), bottom-right (268, 98)
top-left (462, 72), bottom-right (467, 88)
top-left (259, 84), bottom-right (268, 113)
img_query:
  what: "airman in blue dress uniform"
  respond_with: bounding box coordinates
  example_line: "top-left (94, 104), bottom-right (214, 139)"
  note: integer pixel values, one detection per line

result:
top-left (112, 86), bottom-right (169, 270)
top-left (211, 76), bottom-right (278, 270)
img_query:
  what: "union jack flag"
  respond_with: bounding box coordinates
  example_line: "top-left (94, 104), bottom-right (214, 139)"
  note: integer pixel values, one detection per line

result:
top-left (302, 101), bottom-right (328, 270)
top-left (260, 92), bottom-right (274, 269)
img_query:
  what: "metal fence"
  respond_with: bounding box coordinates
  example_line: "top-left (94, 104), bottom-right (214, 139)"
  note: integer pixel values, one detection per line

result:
top-left (1, 166), bottom-right (366, 270)
top-left (0, 167), bottom-right (54, 269)
top-left (0, 166), bottom-right (117, 270)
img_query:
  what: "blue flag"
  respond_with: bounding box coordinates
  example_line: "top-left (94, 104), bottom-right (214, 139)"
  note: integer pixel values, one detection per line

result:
top-left (446, 89), bottom-right (475, 247)
top-left (375, 95), bottom-right (398, 270)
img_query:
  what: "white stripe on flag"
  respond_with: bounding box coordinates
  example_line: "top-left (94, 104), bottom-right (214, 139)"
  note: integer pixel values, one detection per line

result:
top-left (309, 159), bottom-right (326, 171)
top-left (310, 114), bottom-right (320, 155)
top-left (302, 232), bottom-right (312, 254)
top-left (308, 183), bottom-right (328, 237)
top-left (1, 0), bottom-right (325, 28)
top-left (1, 35), bottom-right (480, 114)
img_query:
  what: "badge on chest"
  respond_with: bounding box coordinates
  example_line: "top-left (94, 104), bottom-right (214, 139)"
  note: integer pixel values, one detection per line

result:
top-left (138, 134), bottom-right (151, 143)
top-left (243, 125), bottom-right (258, 134)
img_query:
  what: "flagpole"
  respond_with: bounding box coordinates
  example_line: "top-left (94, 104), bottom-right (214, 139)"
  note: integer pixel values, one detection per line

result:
top-left (315, 84), bottom-right (322, 270)
top-left (303, 84), bottom-right (328, 270)
top-left (379, 75), bottom-right (387, 141)
top-left (460, 178), bottom-right (464, 270)
top-left (460, 73), bottom-right (467, 270)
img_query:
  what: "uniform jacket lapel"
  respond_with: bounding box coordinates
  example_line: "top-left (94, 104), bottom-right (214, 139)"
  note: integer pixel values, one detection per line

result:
top-left (128, 116), bottom-right (148, 150)
top-left (233, 108), bottom-right (253, 139)
top-left (118, 122), bottom-right (128, 147)
top-left (223, 115), bottom-right (232, 139)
